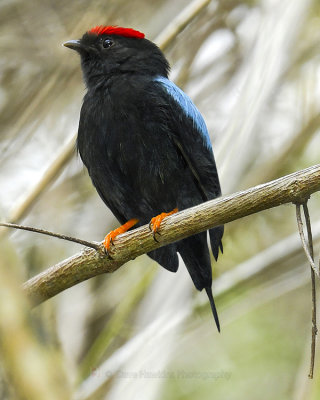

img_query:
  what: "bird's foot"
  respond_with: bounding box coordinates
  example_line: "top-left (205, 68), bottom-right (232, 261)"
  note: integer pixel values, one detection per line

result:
top-left (149, 208), bottom-right (178, 242)
top-left (103, 218), bottom-right (139, 255)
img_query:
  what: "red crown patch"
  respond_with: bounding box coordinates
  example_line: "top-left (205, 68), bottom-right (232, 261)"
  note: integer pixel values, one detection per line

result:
top-left (88, 26), bottom-right (145, 39)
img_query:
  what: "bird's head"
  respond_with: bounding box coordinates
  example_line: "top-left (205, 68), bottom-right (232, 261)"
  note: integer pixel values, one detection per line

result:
top-left (64, 25), bottom-right (169, 87)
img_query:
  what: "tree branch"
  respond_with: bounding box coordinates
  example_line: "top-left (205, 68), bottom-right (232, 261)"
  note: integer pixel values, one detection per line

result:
top-left (23, 164), bottom-right (320, 307)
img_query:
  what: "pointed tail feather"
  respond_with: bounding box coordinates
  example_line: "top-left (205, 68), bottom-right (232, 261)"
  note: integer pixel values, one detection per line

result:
top-left (209, 225), bottom-right (224, 261)
top-left (177, 233), bottom-right (221, 332)
top-left (205, 287), bottom-right (220, 332)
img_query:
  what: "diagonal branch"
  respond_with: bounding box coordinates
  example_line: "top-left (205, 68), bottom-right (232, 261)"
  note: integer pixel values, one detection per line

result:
top-left (22, 164), bottom-right (320, 307)
top-left (155, 0), bottom-right (211, 50)
top-left (4, 134), bottom-right (76, 228)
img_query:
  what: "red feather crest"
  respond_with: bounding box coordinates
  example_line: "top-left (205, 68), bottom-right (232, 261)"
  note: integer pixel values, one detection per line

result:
top-left (88, 26), bottom-right (145, 39)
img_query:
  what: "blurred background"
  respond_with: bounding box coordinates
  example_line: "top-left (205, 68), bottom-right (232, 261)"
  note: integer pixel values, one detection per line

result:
top-left (1, 0), bottom-right (320, 399)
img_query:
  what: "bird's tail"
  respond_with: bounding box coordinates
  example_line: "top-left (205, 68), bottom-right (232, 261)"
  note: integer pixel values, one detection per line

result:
top-left (205, 287), bottom-right (220, 332)
top-left (178, 232), bottom-right (221, 332)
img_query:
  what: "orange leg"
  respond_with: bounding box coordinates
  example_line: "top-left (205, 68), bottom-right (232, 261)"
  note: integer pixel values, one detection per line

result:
top-left (149, 208), bottom-right (178, 241)
top-left (103, 218), bottom-right (139, 252)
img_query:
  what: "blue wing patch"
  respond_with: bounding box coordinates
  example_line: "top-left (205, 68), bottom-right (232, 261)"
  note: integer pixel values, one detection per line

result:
top-left (154, 76), bottom-right (212, 149)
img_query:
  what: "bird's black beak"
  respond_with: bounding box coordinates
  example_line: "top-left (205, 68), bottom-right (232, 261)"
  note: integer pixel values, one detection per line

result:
top-left (63, 40), bottom-right (82, 51)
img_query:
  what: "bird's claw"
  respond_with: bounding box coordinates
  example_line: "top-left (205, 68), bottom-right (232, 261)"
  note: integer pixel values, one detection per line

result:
top-left (149, 215), bottom-right (162, 242)
top-left (149, 221), bottom-right (162, 234)
top-left (149, 208), bottom-right (178, 242)
top-left (103, 247), bottom-right (113, 260)
top-left (103, 233), bottom-right (115, 259)
top-left (103, 218), bottom-right (139, 257)
top-left (152, 230), bottom-right (161, 243)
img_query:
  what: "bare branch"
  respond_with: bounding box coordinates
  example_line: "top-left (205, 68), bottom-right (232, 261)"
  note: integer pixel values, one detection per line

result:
top-left (295, 203), bottom-right (318, 378)
top-left (22, 164), bottom-right (320, 307)
top-left (295, 204), bottom-right (319, 277)
top-left (302, 204), bottom-right (318, 379)
top-left (0, 222), bottom-right (100, 251)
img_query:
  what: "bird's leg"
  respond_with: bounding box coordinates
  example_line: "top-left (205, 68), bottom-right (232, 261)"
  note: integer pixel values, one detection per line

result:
top-left (103, 218), bottom-right (139, 253)
top-left (149, 208), bottom-right (178, 242)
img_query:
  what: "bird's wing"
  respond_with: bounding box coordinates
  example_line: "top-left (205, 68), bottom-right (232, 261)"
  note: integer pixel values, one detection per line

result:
top-left (153, 76), bottom-right (221, 201)
top-left (153, 76), bottom-right (224, 259)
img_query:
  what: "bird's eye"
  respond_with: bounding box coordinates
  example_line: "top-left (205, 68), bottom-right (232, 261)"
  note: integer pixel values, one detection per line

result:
top-left (103, 38), bottom-right (114, 48)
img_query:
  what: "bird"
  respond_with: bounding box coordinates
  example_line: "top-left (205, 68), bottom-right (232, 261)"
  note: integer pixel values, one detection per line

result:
top-left (64, 25), bottom-right (224, 331)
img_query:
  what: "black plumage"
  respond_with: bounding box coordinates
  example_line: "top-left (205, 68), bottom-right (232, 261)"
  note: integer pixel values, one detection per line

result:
top-left (64, 26), bottom-right (224, 331)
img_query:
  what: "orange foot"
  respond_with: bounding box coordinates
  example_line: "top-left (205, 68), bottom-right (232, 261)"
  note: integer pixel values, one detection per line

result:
top-left (103, 218), bottom-right (139, 253)
top-left (149, 208), bottom-right (178, 242)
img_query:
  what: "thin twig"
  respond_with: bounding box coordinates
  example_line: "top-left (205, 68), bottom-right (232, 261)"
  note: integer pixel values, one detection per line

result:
top-left (302, 203), bottom-right (318, 379)
top-left (295, 204), bottom-right (319, 277)
top-left (0, 222), bottom-right (100, 251)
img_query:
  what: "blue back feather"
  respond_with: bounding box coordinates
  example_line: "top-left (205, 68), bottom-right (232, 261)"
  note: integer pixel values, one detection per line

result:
top-left (154, 76), bottom-right (212, 149)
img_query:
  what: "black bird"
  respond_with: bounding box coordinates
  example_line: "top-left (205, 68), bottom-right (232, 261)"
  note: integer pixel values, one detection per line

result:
top-left (64, 26), bottom-right (224, 331)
